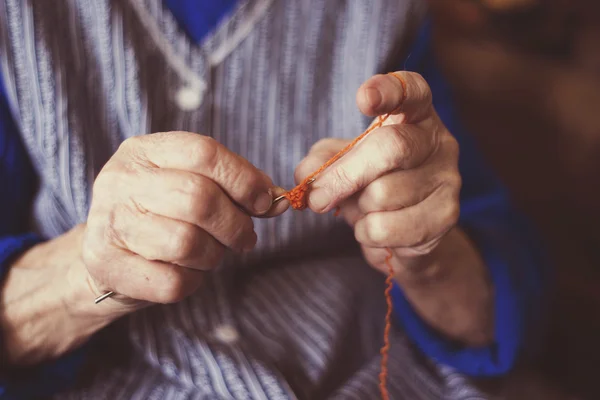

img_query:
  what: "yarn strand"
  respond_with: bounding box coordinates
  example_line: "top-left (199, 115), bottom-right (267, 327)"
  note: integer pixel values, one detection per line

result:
top-left (282, 113), bottom-right (390, 210)
top-left (281, 72), bottom-right (406, 400)
top-left (379, 249), bottom-right (395, 400)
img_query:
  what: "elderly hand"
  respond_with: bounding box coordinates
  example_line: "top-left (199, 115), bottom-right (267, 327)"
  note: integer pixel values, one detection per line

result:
top-left (83, 132), bottom-right (287, 307)
top-left (296, 71), bottom-right (461, 277)
top-left (295, 72), bottom-right (493, 345)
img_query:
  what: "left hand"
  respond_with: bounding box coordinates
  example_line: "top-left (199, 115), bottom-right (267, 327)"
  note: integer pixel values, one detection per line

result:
top-left (295, 71), bottom-right (462, 277)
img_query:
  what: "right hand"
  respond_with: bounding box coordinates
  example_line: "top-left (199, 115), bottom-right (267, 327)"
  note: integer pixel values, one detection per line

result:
top-left (82, 131), bottom-right (286, 308)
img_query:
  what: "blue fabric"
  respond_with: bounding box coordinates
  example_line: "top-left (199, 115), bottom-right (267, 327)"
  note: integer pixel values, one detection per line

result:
top-left (0, 323), bottom-right (89, 400)
top-left (0, 4), bottom-right (546, 398)
top-left (163, 0), bottom-right (238, 43)
top-left (390, 20), bottom-right (546, 376)
top-left (0, 82), bottom-right (35, 238)
top-left (0, 70), bottom-right (90, 400)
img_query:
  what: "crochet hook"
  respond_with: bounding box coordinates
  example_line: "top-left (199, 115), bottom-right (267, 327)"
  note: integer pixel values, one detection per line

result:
top-left (272, 177), bottom-right (316, 204)
top-left (95, 178), bottom-right (318, 305)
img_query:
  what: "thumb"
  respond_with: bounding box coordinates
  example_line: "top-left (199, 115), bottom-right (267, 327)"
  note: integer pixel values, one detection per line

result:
top-left (258, 185), bottom-right (290, 218)
top-left (255, 169), bottom-right (289, 218)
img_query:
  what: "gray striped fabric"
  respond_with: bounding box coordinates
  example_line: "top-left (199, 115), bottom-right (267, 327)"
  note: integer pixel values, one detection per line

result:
top-left (0, 0), bottom-right (491, 398)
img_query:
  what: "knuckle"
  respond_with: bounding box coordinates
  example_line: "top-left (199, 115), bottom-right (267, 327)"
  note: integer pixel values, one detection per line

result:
top-left (364, 214), bottom-right (390, 244)
top-left (442, 200), bottom-right (460, 230)
top-left (96, 207), bottom-right (127, 249)
top-left (406, 72), bottom-right (433, 105)
top-left (188, 182), bottom-right (218, 223)
top-left (119, 135), bottom-right (148, 161)
top-left (331, 165), bottom-right (361, 196)
top-left (168, 224), bottom-right (198, 260)
top-left (445, 134), bottom-right (460, 155)
top-left (366, 179), bottom-right (393, 210)
top-left (385, 126), bottom-right (415, 169)
top-left (180, 173), bottom-right (205, 199)
top-left (179, 175), bottom-right (214, 219)
top-left (118, 135), bottom-right (141, 152)
top-left (156, 270), bottom-right (188, 304)
top-left (94, 161), bottom-right (146, 201)
top-left (190, 135), bottom-right (219, 170)
top-left (81, 227), bottom-right (113, 281)
top-left (448, 171), bottom-right (462, 192)
top-left (437, 170), bottom-right (462, 194)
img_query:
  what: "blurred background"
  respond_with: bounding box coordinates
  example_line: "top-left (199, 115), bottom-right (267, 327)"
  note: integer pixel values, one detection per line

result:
top-left (428, 0), bottom-right (600, 398)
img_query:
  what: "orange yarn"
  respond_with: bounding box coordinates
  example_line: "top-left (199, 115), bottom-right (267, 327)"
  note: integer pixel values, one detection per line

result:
top-left (282, 72), bottom-right (406, 400)
top-left (282, 114), bottom-right (390, 210)
top-left (378, 248), bottom-right (395, 400)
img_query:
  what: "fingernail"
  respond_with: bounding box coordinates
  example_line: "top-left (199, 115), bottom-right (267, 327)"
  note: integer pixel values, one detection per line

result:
top-left (365, 87), bottom-right (382, 110)
top-left (270, 186), bottom-right (288, 206)
top-left (253, 190), bottom-right (273, 214)
top-left (308, 187), bottom-right (330, 212)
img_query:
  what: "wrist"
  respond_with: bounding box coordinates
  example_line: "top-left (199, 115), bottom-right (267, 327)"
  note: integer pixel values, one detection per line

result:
top-left (392, 228), bottom-right (494, 346)
top-left (63, 234), bottom-right (147, 321)
top-left (1, 226), bottom-right (118, 366)
top-left (393, 228), bottom-right (482, 287)
top-left (63, 258), bottom-right (122, 329)
top-left (391, 239), bottom-right (452, 289)
top-left (19, 225), bottom-right (120, 323)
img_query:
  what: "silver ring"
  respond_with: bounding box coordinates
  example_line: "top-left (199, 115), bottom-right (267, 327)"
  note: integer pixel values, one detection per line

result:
top-left (94, 291), bottom-right (115, 304)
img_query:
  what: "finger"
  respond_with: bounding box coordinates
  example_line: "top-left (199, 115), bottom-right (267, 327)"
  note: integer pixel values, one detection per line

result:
top-left (85, 246), bottom-right (205, 304)
top-left (354, 184), bottom-right (460, 249)
top-left (121, 132), bottom-right (276, 215)
top-left (334, 195), bottom-right (364, 227)
top-left (306, 124), bottom-right (436, 213)
top-left (294, 138), bottom-right (349, 185)
top-left (109, 205), bottom-right (226, 270)
top-left (361, 247), bottom-right (404, 276)
top-left (356, 147), bottom-right (460, 213)
top-left (132, 168), bottom-right (257, 251)
top-left (356, 169), bottom-right (437, 213)
top-left (356, 71), bottom-right (433, 123)
top-left (258, 186), bottom-right (290, 217)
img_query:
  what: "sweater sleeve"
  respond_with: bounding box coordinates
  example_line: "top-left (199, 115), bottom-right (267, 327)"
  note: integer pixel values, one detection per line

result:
top-left (0, 66), bottom-right (90, 400)
top-left (390, 20), bottom-right (548, 377)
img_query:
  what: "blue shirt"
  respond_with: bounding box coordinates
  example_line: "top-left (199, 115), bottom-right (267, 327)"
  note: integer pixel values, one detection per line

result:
top-left (0, 2), bottom-right (546, 399)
